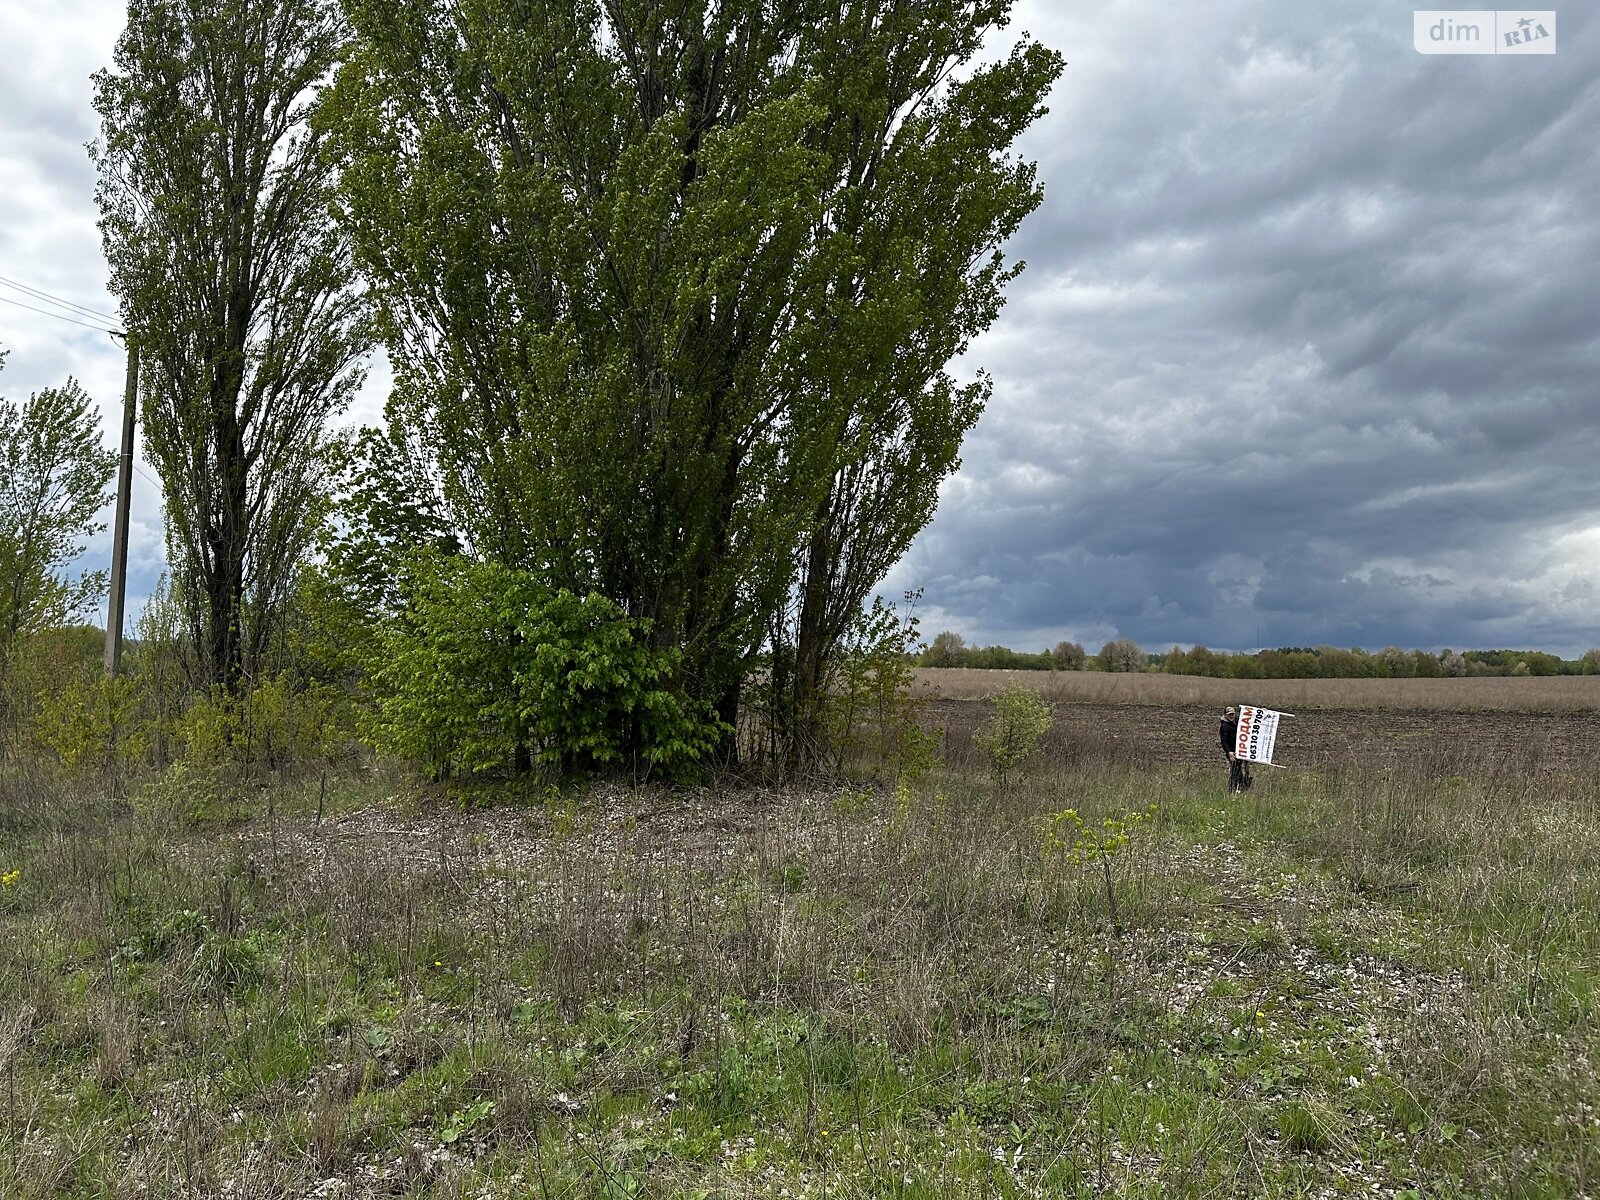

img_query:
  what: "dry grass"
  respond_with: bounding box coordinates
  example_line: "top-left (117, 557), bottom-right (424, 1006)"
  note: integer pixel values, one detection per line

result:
top-left (916, 667), bottom-right (1600, 711)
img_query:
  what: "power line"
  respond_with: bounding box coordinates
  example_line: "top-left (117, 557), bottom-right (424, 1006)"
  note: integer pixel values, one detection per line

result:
top-left (0, 272), bottom-right (121, 324)
top-left (0, 275), bottom-right (167, 516)
top-left (0, 291), bottom-right (121, 334)
top-left (0, 281), bottom-right (158, 491)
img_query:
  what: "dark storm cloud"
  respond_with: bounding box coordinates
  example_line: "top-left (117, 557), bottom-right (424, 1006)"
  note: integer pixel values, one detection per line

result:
top-left (3, 2), bottom-right (1596, 652)
top-left (890, 0), bottom-right (1600, 656)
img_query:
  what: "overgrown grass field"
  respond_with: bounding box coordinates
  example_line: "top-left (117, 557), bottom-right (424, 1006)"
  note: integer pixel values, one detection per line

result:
top-left (2, 728), bottom-right (1597, 1197)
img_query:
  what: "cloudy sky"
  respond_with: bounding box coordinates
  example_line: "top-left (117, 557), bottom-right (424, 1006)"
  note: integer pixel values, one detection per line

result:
top-left (2, 2), bottom-right (1597, 655)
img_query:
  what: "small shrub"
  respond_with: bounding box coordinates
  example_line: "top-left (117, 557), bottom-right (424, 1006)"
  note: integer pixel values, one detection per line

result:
top-left (187, 929), bottom-right (270, 997)
top-left (30, 669), bottom-right (148, 778)
top-left (1040, 806), bottom-right (1153, 865)
top-left (1039, 804), bottom-right (1155, 934)
top-left (771, 859), bottom-right (809, 894)
top-left (825, 594), bottom-right (940, 783)
top-left (175, 677), bottom-right (340, 769)
top-left (832, 786), bottom-right (873, 816)
top-left (976, 684), bottom-right (1053, 786)
top-left (437, 1098), bottom-right (495, 1146)
top-left (134, 757), bottom-right (243, 827)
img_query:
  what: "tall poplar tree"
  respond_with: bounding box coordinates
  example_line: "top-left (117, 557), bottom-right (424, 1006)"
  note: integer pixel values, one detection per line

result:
top-left (328, 0), bottom-right (1060, 764)
top-left (92, 0), bottom-right (368, 690)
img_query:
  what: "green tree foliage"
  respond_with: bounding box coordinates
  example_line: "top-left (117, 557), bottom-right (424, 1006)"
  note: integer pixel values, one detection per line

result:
top-left (1097, 639), bottom-right (1148, 673)
top-left (1459, 649), bottom-right (1566, 677)
top-left (325, 0), bottom-right (1062, 770)
top-left (0, 625), bottom-right (106, 765)
top-left (976, 683), bottom-right (1052, 787)
top-left (1050, 640), bottom-right (1087, 670)
top-left (1516, 651), bottom-right (1562, 677)
top-left (319, 426), bottom-right (459, 626)
top-left (92, 0), bottom-right (369, 690)
top-left (1236, 644), bottom-right (1580, 678)
top-left (1379, 646), bottom-right (1414, 678)
top-left (919, 631), bottom-right (1058, 671)
top-left (963, 644), bottom-right (1053, 670)
top-left (33, 671), bottom-right (151, 779)
top-left (921, 634), bottom-right (1585, 681)
top-left (297, 424), bottom-right (464, 682)
top-left (0, 367), bottom-right (117, 655)
top-left (1410, 650), bottom-right (1445, 678)
top-left (923, 630), bottom-right (968, 669)
top-left (1165, 644), bottom-right (1226, 676)
top-left (916, 634), bottom-right (1590, 681)
top-left (367, 557), bottom-right (722, 780)
top-left (1224, 652), bottom-right (1260, 679)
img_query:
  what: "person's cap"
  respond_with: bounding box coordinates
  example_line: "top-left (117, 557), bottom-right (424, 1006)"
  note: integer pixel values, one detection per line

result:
top-left (1223, 705), bottom-right (1237, 716)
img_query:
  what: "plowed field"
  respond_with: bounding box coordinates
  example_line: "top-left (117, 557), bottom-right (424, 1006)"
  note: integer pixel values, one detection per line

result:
top-left (925, 697), bottom-right (1600, 774)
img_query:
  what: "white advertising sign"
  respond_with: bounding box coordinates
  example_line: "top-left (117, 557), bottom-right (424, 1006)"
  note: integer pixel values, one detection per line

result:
top-left (1235, 705), bottom-right (1289, 765)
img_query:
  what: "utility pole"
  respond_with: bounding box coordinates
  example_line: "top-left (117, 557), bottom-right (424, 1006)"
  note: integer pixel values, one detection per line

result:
top-left (104, 333), bottom-right (139, 676)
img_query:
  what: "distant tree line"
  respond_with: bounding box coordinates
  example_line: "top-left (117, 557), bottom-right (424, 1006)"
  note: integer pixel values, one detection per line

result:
top-left (922, 633), bottom-right (1600, 679)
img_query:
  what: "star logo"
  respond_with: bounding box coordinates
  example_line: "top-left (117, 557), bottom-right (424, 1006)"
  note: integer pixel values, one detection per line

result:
top-left (1518, 16), bottom-right (1534, 29)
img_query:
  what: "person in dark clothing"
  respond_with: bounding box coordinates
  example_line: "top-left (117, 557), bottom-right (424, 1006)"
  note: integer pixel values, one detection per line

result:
top-left (1219, 705), bottom-right (1252, 794)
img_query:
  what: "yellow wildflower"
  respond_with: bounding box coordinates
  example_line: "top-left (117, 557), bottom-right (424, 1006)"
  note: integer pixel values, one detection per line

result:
top-left (1, 869), bottom-right (18, 889)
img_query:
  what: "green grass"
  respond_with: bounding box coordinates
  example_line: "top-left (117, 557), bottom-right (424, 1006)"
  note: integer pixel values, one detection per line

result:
top-left (1, 753), bottom-right (1597, 1197)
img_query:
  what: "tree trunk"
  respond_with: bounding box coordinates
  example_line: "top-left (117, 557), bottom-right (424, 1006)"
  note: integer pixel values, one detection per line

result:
top-left (785, 508), bottom-right (837, 775)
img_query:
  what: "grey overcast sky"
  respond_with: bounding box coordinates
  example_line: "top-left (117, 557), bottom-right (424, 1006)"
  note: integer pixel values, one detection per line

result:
top-left (2, 2), bottom-right (1597, 655)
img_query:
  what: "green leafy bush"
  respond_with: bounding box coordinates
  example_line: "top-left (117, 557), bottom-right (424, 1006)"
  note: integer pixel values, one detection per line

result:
top-left (367, 557), bottom-right (722, 780)
top-left (173, 676), bottom-right (341, 769)
top-left (31, 669), bottom-right (148, 777)
top-left (976, 683), bottom-right (1053, 786)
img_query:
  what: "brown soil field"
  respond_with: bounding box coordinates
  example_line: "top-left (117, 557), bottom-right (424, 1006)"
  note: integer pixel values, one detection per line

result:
top-left (915, 670), bottom-right (1600, 775)
top-left (915, 667), bottom-right (1600, 712)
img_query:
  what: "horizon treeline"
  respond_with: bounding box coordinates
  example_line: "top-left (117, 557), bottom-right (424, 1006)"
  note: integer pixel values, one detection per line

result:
top-left (923, 631), bottom-right (1600, 678)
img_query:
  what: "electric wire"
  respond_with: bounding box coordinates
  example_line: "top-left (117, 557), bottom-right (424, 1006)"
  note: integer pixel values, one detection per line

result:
top-left (0, 272), bottom-right (120, 324)
top-left (0, 291), bottom-right (121, 334)
top-left (0, 272), bottom-right (159, 492)
top-left (0, 274), bottom-right (167, 616)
